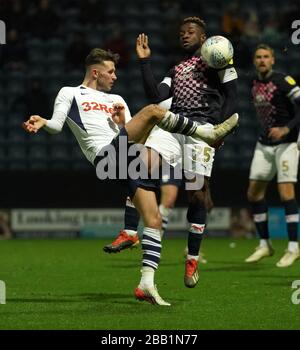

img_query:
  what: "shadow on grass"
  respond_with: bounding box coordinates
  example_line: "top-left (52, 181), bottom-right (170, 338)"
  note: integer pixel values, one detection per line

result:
top-left (203, 264), bottom-right (270, 272)
top-left (6, 292), bottom-right (184, 308)
top-left (7, 292), bottom-right (133, 304)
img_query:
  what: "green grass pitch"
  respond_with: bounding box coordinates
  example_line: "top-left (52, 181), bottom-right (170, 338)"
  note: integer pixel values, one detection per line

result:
top-left (0, 238), bottom-right (299, 330)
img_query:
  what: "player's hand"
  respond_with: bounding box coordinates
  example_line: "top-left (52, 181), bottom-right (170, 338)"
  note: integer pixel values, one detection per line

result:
top-left (22, 115), bottom-right (46, 134)
top-left (111, 103), bottom-right (125, 126)
top-left (136, 33), bottom-right (151, 59)
top-left (268, 126), bottom-right (290, 142)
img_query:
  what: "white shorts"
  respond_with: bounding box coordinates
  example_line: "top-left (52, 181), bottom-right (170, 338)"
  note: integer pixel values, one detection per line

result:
top-left (249, 141), bottom-right (299, 183)
top-left (145, 124), bottom-right (215, 177)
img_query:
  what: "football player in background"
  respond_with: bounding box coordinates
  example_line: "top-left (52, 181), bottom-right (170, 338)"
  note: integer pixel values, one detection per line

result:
top-left (245, 44), bottom-right (300, 267)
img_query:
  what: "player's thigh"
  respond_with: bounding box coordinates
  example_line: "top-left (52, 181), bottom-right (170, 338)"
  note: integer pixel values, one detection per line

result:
top-left (125, 105), bottom-right (165, 144)
top-left (275, 142), bottom-right (299, 183)
top-left (249, 142), bottom-right (276, 182)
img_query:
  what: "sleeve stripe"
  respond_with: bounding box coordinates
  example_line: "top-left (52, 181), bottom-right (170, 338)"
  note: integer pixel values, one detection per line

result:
top-left (161, 77), bottom-right (172, 87)
top-left (287, 86), bottom-right (300, 102)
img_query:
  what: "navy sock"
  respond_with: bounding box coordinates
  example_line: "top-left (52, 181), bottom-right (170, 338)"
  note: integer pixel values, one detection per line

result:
top-left (158, 112), bottom-right (198, 136)
top-left (186, 201), bottom-right (206, 256)
top-left (251, 200), bottom-right (269, 239)
top-left (142, 228), bottom-right (161, 270)
top-left (283, 199), bottom-right (299, 242)
top-left (124, 197), bottom-right (140, 231)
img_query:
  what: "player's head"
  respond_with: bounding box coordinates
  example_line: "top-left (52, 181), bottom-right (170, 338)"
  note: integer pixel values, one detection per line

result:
top-left (253, 44), bottom-right (275, 75)
top-left (179, 17), bottom-right (206, 53)
top-left (85, 48), bottom-right (119, 92)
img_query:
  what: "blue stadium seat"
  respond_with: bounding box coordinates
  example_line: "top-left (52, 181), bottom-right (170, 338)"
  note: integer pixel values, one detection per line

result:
top-left (26, 37), bottom-right (45, 52)
top-left (8, 113), bottom-right (26, 128)
top-left (46, 38), bottom-right (66, 53)
top-left (66, 70), bottom-right (84, 86)
top-left (27, 146), bottom-right (48, 171)
top-left (46, 52), bottom-right (64, 65)
top-left (7, 128), bottom-right (27, 144)
top-left (7, 145), bottom-right (27, 160)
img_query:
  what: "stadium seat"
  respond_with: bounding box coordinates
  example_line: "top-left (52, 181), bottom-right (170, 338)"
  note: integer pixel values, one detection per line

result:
top-left (66, 70), bottom-right (84, 86)
top-left (7, 128), bottom-right (27, 144)
top-left (46, 52), bottom-right (64, 65)
top-left (7, 145), bottom-right (27, 160)
top-left (46, 38), bottom-right (65, 53)
top-left (27, 147), bottom-right (49, 170)
top-left (28, 146), bottom-right (48, 160)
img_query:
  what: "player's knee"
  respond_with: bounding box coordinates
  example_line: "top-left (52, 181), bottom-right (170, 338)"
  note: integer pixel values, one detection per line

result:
top-left (143, 104), bottom-right (165, 122)
top-left (146, 212), bottom-right (162, 230)
top-left (161, 195), bottom-right (176, 209)
top-left (247, 188), bottom-right (263, 202)
top-left (278, 186), bottom-right (295, 202)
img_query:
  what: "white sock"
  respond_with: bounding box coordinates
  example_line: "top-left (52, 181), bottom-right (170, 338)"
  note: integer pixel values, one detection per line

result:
top-left (259, 239), bottom-right (270, 248)
top-left (139, 266), bottom-right (155, 288)
top-left (187, 254), bottom-right (199, 261)
top-left (123, 229), bottom-right (137, 237)
top-left (288, 241), bottom-right (299, 253)
top-left (159, 204), bottom-right (171, 238)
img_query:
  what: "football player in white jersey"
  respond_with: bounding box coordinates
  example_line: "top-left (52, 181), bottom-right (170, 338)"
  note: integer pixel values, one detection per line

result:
top-left (23, 48), bottom-right (238, 306)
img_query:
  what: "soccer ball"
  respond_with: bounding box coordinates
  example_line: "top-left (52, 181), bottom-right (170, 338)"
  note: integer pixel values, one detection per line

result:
top-left (201, 36), bottom-right (234, 69)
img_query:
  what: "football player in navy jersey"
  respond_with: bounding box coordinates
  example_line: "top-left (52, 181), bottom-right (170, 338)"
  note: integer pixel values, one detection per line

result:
top-left (105, 17), bottom-right (239, 288)
top-left (23, 48), bottom-right (238, 306)
top-left (245, 44), bottom-right (300, 267)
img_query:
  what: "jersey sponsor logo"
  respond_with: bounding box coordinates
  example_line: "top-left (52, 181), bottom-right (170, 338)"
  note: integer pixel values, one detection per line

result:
top-left (81, 101), bottom-right (114, 114)
top-left (285, 76), bottom-right (296, 85)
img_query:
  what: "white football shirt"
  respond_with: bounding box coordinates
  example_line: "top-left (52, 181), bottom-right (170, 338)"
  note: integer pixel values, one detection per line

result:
top-left (44, 85), bottom-right (131, 164)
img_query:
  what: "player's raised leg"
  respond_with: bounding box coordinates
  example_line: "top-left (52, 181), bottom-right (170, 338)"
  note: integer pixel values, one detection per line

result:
top-left (124, 104), bottom-right (239, 146)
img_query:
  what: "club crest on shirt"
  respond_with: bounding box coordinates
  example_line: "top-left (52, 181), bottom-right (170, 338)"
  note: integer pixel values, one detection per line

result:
top-left (285, 76), bottom-right (296, 85)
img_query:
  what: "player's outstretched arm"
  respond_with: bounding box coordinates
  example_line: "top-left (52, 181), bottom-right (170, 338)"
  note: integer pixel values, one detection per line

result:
top-left (22, 115), bottom-right (47, 134)
top-left (137, 33), bottom-right (171, 103)
top-left (136, 33), bottom-right (151, 59)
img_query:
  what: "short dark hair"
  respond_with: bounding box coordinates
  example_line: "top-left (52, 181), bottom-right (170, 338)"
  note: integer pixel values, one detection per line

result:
top-left (181, 17), bottom-right (206, 31)
top-left (85, 48), bottom-right (119, 68)
top-left (254, 44), bottom-right (275, 58)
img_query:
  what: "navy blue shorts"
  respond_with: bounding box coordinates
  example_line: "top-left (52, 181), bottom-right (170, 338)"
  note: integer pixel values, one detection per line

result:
top-left (93, 127), bottom-right (158, 199)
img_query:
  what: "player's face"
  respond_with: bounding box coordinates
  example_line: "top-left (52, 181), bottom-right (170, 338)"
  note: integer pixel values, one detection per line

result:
top-left (94, 61), bottom-right (117, 92)
top-left (254, 49), bottom-right (275, 74)
top-left (179, 23), bottom-right (206, 53)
